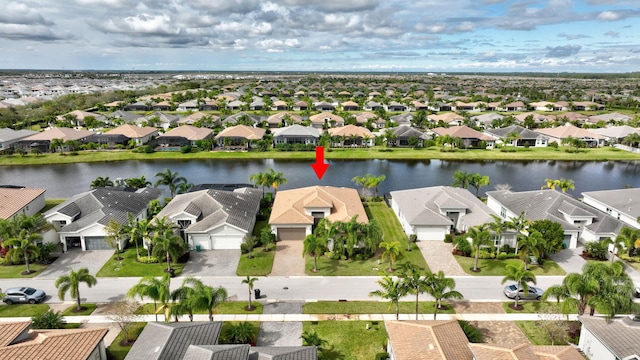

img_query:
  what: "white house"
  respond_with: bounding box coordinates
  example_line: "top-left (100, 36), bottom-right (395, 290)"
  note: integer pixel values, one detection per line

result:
top-left (578, 316), bottom-right (640, 360)
top-left (582, 188), bottom-right (640, 230)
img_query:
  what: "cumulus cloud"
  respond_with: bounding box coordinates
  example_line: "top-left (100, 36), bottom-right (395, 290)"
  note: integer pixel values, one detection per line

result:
top-left (280, 0), bottom-right (380, 12)
top-left (545, 45), bottom-right (581, 58)
top-left (0, 3), bottom-right (54, 26)
top-left (597, 11), bottom-right (621, 20)
top-left (558, 32), bottom-right (590, 40)
top-left (255, 38), bottom-right (301, 52)
top-left (0, 24), bottom-right (71, 41)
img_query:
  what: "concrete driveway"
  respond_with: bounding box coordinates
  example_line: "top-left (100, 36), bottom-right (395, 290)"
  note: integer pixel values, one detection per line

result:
top-left (180, 250), bottom-right (240, 276)
top-left (35, 249), bottom-right (113, 280)
top-left (257, 302), bottom-right (304, 346)
top-left (550, 244), bottom-right (587, 274)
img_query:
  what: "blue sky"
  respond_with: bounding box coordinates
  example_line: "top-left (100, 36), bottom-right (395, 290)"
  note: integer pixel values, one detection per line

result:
top-left (0, 0), bottom-right (638, 72)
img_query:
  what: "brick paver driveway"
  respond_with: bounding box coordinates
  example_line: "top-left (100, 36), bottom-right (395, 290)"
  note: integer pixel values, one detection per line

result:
top-left (271, 240), bottom-right (305, 276)
top-left (416, 240), bottom-right (467, 276)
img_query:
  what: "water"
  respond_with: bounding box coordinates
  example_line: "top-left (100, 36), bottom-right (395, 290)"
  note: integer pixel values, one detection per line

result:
top-left (2, 159), bottom-right (639, 198)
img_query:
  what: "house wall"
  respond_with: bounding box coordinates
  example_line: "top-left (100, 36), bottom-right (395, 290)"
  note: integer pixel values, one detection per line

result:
top-left (578, 327), bottom-right (617, 360)
top-left (86, 341), bottom-right (108, 360)
top-left (582, 195), bottom-right (640, 230)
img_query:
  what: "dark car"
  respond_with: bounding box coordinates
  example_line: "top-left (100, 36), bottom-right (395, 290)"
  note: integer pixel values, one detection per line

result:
top-left (503, 284), bottom-right (544, 300)
top-left (3, 287), bottom-right (46, 304)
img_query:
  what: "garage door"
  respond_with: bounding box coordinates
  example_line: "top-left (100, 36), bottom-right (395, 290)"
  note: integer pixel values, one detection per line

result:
top-left (84, 236), bottom-right (111, 250)
top-left (277, 228), bottom-right (306, 241)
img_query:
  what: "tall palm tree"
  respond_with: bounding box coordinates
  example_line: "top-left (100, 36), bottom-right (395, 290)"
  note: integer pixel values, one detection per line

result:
top-left (90, 176), bottom-right (113, 189)
top-left (133, 219), bottom-right (154, 257)
top-left (5, 229), bottom-right (41, 274)
top-left (426, 270), bottom-right (463, 319)
top-left (501, 262), bottom-right (536, 308)
top-left (49, 138), bottom-right (65, 154)
top-left (369, 275), bottom-right (407, 320)
top-left (451, 170), bottom-right (472, 189)
top-left (541, 178), bottom-right (556, 190)
top-left (505, 212), bottom-right (530, 255)
top-left (400, 264), bottom-right (431, 320)
top-left (127, 274), bottom-right (171, 322)
top-left (182, 277), bottom-right (228, 321)
top-left (380, 241), bottom-right (402, 272)
top-left (368, 174), bottom-right (386, 198)
top-left (169, 283), bottom-right (194, 322)
top-left (249, 171), bottom-right (270, 198)
top-left (518, 230), bottom-right (543, 270)
top-left (467, 225), bottom-right (492, 272)
top-left (242, 276), bottom-right (259, 310)
top-left (614, 226), bottom-right (640, 257)
top-left (488, 214), bottom-right (505, 249)
top-left (303, 234), bottom-right (326, 273)
top-left (555, 178), bottom-right (575, 193)
top-left (154, 168), bottom-right (187, 198)
top-left (55, 267), bottom-right (98, 312)
top-left (125, 175), bottom-right (152, 189)
top-left (266, 168), bottom-right (287, 196)
top-left (152, 229), bottom-right (186, 273)
top-left (468, 173), bottom-right (490, 196)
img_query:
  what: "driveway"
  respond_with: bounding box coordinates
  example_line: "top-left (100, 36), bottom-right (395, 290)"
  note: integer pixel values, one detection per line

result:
top-left (180, 250), bottom-right (240, 276)
top-left (257, 302), bottom-right (304, 346)
top-left (35, 249), bottom-right (113, 280)
top-left (271, 241), bottom-right (305, 276)
top-left (416, 240), bottom-right (467, 276)
top-left (550, 244), bottom-right (587, 274)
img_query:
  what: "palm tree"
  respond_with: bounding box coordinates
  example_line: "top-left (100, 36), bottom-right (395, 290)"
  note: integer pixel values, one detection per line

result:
top-left (249, 171), bottom-right (270, 198)
top-left (501, 262), bottom-right (536, 308)
top-left (451, 170), bottom-right (472, 189)
top-left (369, 275), bottom-right (406, 320)
top-left (125, 175), bottom-right (152, 189)
top-left (169, 284), bottom-right (194, 322)
top-left (303, 234), bottom-right (326, 273)
top-left (555, 178), bottom-right (575, 193)
top-left (467, 225), bottom-right (492, 272)
top-left (426, 270), bottom-right (463, 319)
top-left (241, 276), bottom-right (259, 310)
top-left (49, 138), bottom-right (65, 154)
top-left (368, 174), bottom-right (386, 198)
top-left (5, 229), bottom-right (41, 274)
top-left (55, 267), bottom-right (98, 312)
top-left (90, 176), bottom-right (114, 189)
top-left (104, 219), bottom-right (128, 260)
top-left (300, 330), bottom-right (328, 348)
top-left (614, 226), bottom-right (640, 257)
top-left (266, 168), bottom-right (287, 196)
top-left (154, 168), bottom-right (187, 198)
top-left (127, 274), bottom-right (171, 322)
top-left (152, 229), bottom-right (186, 273)
top-left (541, 178), bottom-right (556, 190)
top-left (182, 277), bottom-right (227, 321)
top-left (133, 219), bottom-right (154, 258)
top-left (400, 264), bottom-right (431, 320)
top-left (380, 241), bottom-right (402, 272)
top-left (468, 173), bottom-right (490, 196)
top-left (488, 214), bottom-right (505, 249)
top-left (505, 212), bottom-right (530, 255)
top-left (518, 230), bottom-right (543, 270)
top-left (543, 269), bottom-right (599, 316)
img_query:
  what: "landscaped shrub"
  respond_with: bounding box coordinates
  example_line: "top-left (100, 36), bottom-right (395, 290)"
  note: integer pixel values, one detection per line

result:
top-left (453, 236), bottom-right (472, 256)
top-left (475, 249), bottom-right (495, 259)
top-left (31, 310), bottom-right (66, 329)
top-left (497, 252), bottom-right (518, 260)
top-left (458, 320), bottom-right (484, 343)
top-left (374, 352), bottom-right (390, 360)
top-left (444, 234), bottom-right (453, 243)
top-left (409, 234), bottom-right (417, 243)
top-left (133, 145), bottom-right (155, 153)
top-left (180, 145), bottom-right (192, 153)
top-left (137, 256), bottom-right (159, 264)
top-left (548, 142), bottom-right (558, 149)
top-left (499, 244), bottom-right (515, 254)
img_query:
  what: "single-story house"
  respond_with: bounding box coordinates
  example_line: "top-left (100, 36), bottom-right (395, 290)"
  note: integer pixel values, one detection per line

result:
top-left (271, 100), bottom-right (288, 111)
top-left (327, 124), bottom-right (374, 147)
top-left (151, 101), bottom-right (172, 111)
top-left (214, 125), bottom-right (265, 149)
top-left (387, 101), bottom-right (407, 112)
top-left (503, 101), bottom-right (526, 112)
top-left (15, 127), bottom-right (96, 153)
top-left (44, 187), bottom-right (164, 251)
top-left (529, 101), bottom-right (560, 111)
top-left (103, 124), bottom-right (158, 146)
top-left (534, 124), bottom-right (606, 147)
top-left (0, 321), bottom-right (108, 360)
top-left (364, 101), bottom-right (384, 111)
top-left (269, 186), bottom-right (368, 241)
top-left (582, 188), bottom-right (640, 229)
top-left (154, 187), bottom-right (261, 250)
top-left (590, 125), bottom-right (640, 144)
top-left (469, 343), bottom-right (584, 360)
top-left (136, 112), bottom-right (179, 130)
top-left (341, 100), bottom-right (360, 111)
top-left (272, 125), bottom-right (320, 146)
top-left (124, 101), bottom-right (149, 111)
top-left (106, 110), bottom-right (140, 124)
top-left (388, 125), bottom-right (429, 147)
top-left (385, 320), bottom-right (473, 360)
top-left (390, 186), bottom-right (499, 242)
top-left (0, 128), bottom-right (38, 152)
top-left (428, 113), bottom-right (464, 126)
top-left (177, 112), bottom-right (220, 127)
top-left (56, 110), bottom-right (105, 127)
top-left (293, 100), bottom-right (308, 111)
top-left (156, 125), bottom-right (214, 147)
top-left (429, 125), bottom-right (495, 149)
top-left (176, 100), bottom-right (198, 112)
top-left (472, 113), bottom-right (504, 128)
top-left (221, 112), bottom-right (260, 127)
top-left (309, 112), bottom-right (344, 129)
top-left (486, 189), bottom-right (625, 249)
top-left (0, 186), bottom-right (46, 220)
top-left (485, 125), bottom-right (549, 147)
top-left (313, 101), bottom-right (336, 111)
top-left (390, 113), bottom-right (414, 126)
top-left (578, 316), bottom-right (640, 360)
top-left (587, 112), bottom-right (631, 124)
top-left (266, 112), bottom-right (302, 128)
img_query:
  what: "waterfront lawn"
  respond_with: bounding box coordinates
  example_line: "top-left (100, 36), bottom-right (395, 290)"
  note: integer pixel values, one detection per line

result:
top-left (303, 301), bottom-right (456, 315)
top-left (454, 256), bottom-right (566, 276)
top-left (106, 322), bottom-right (146, 360)
top-left (0, 263), bottom-right (50, 278)
top-left (61, 303), bottom-right (97, 316)
top-left (502, 301), bottom-right (567, 314)
top-left (134, 302), bottom-right (263, 315)
top-left (96, 248), bottom-right (185, 277)
top-left (303, 321), bottom-right (388, 360)
top-left (42, 198), bottom-right (66, 213)
top-left (236, 220), bottom-right (275, 276)
top-left (0, 303), bottom-right (49, 317)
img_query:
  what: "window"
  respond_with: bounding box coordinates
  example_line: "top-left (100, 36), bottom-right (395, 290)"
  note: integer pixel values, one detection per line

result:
top-left (500, 207), bottom-right (507, 218)
top-left (177, 220), bottom-right (191, 229)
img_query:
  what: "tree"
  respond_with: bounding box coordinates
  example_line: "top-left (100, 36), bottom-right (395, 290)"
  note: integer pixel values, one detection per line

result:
top-left (541, 178), bottom-right (556, 190)
top-left (426, 270), bottom-right (463, 319)
top-left (266, 168), bottom-right (287, 196)
top-left (501, 262), bottom-right (537, 308)
top-left (300, 330), bottom-right (328, 348)
top-left (369, 275), bottom-right (407, 320)
top-left (154, 168), bottom-right (187, 198)
top-left (105, 219), bottom-right (128, 260)
top-left (451, 170), bottom-right (472, 189)
top-left (518, 230), bottom-right (542, 270)
top-left (106, 299), bottom-right (141, 344)
top-left (222, 322), bottom-right (256, 344)
top-left (90, 176), bottom-right (113, 189)
top-left (555, 178), bottom-right (575, 193)
top-left (468, 173), bottom-right (490, 196)
top-left (614, 226), bottom-right (640, 257)
top-left (127, 274), bottom-right (171, 322)
top-left (242, 276), bottom-right (259, 310)
top-left (182, 277), bottom-right (227, 321)
top-left (303, 234), bottom-right (326, 273)
top-left (467, 225), bottom-right (492, 272)
top-left (400, 264), bottom-right (430, 320)
top-left (31, 310), bottom-right (66, 329)
top-left (249, 171), bottom-right (270, 198)
top-left (5, 229), bottom-right (41, 274)
top-left (529, 220), bottom-right (565, 259)
top-left (125, 175), bottom-right (152, 189)
top-left (488, 214), bottom-right (506, 249)
top-left (50, 138), bottom-right (65, 154)
top-left (152, 229), bottom-right (186, 273)
top-left (55, 267), bottom-right (98, 312)
top-left (505, 212), bottom-right (530, 255)
top-left (380, 241), bottom-right (402, 272)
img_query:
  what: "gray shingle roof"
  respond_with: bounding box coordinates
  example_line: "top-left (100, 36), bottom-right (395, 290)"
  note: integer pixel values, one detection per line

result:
top-left (272, 125), bottom-right (319, 138)
top-left (579, 316), bottom-right (640, 359)
top-left (582, 188), bottom-right (640, 219)
top-left (125, 322), bottom-right (223, 360)
top-left (485, 125), bottom-right (548, 140)
top-left (391, 125), bottom-right (428, 139)
top-left (183, 344), bottom-right (250, 360)
top-left (251, 346), bottom-right (318, 360)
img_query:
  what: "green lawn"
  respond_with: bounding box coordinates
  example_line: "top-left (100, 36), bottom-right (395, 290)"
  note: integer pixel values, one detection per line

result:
top-left (96, 248), bottom-right (185, 277)
top-left (61, 303), bottom-right (97, 316)
top-left (237, 220), bottom-right (275, 276)
top-left (303, 301), bottom-right (456, 316)
top-left (502, 301), bottom-right (568, 314)
top-left (135, 302), bottom-right (263, 315)
top-left (0, 263), bottom-right (50, 278)
top-left (42, 198), bottom-right (66, 212)
top-left (304, 202), bottom-right (429, 276)
top-left (454, 256), bottom-right (566, 276)
top-left (303, 321), bottom-right (388, 360)
top-left (106, 322), bottom-right (146, 360)
top-left (515, 320), bottom-right (581, 345)
top-left (0, 304), bottom-right (49, 317)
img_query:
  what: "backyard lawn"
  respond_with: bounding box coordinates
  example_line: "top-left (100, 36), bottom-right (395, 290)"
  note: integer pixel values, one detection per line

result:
top-left (96, 248), bottom-right (185, 277)
top-left (515, 320), bottom-right (581, 345)
top-left (106, 322), bottom-right (146, 360)
top-left (303, 321), bottom-right (388, 360)
top-left (454, 256), bottom-right (566, 276)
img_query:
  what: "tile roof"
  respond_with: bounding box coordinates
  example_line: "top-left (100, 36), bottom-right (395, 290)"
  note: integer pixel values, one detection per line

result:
top-left (327, 124), bottom-right (373, 138)
top-left (106, 124), bottom-right (158, 138)
top-left (430, 126), bottom-right (494, 141)
top-left (0, 321), bottom-right (30, 347)
top-left (269, 186), bottom-right (368, 226)
top-left (385, 320), bottom-right (473, 360)
top-left (125, 322), bottom-right (223, 360)
top-left (485, 125), bottom-right (548, 140)
top-left (534, 124), bottom-right (605, 140)
top-left (22, 127), bottom-right (95, 142)
top-left (215, 125), bottom-right (266, 140)
top-left (160, 125), bottom-right (214, 141)
top-left (590, 125), bottom-right (640, 139)
top-left (309, 112), bottom-right (344, 124)
top-left (0, 187), bottom-right (45, 219)
top-left (579, 316), bottom-right (640, 360)
top-left (273, 125), bottom-right (320, 138)
top-left (267, 112), bottom-right (303, 125)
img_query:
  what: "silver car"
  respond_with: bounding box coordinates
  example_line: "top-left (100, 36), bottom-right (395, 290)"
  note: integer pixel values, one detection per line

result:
top-left (503, 284), bottom-right (544, 300)
top-left (3, 287), bottom-right (46, 304)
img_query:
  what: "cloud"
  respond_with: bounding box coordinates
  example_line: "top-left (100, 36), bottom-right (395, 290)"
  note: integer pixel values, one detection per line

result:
top-left (558, 32), bottom-right (590, 40)
top-left (255, 38), bottom-right (301, 52)
top-left (280, 0), bottom-right (380, 12)
top-left (604, 31), bottom-right (620, 38)
top-left (0, 3), bottom-right (54, 26)
top-left (184, 0), bottom-right (261, 14)
top-left (597, 11), bottom-right (621, 20)
top-left (96, 14), bottom-right (179, 36)
top-left (545, 45), bottom-right (581, 58)
top-left (0, 24), bottom-right (72, 41)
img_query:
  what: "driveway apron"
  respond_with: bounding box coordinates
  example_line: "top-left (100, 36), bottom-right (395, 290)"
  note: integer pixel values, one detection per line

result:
top-left (35, 250), bottom-right (112, 280)
top-left (257, 302), bottom-right (304, 346)
top-left (271, 240), bottom-right (306, 276)
top-left (181, 250), bottom-right (240, 276)
top-left (549, 244), bottom-right (587, 274)
top-left (416, 240), bottom-right (467, 276)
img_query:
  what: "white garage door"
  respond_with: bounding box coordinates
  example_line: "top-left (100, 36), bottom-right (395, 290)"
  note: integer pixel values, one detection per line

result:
top-left (415, 226), bottom-right (447, 241)
top-left (277, 228), bottom-right (306, 241)
top-left (211, 235), bottom-right (243, 249)
top-left (85, 236), bottom-right (111, 250)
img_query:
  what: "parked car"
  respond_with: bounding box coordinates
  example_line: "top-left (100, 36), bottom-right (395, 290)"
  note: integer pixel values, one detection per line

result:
top-left (503, 284), bottom-right (544, 300)
top-left (2, 287), bottom-right (46, 304)
top-left (635, 284), bottom-right (640, 298)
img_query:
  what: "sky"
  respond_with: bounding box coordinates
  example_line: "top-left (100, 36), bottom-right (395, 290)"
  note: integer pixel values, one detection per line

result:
top-left (0, 0), bottom-right (639, 73)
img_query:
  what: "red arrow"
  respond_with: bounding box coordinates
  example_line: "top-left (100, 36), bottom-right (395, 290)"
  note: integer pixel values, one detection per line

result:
top-left (310, 146), bottom-right (330, 180)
